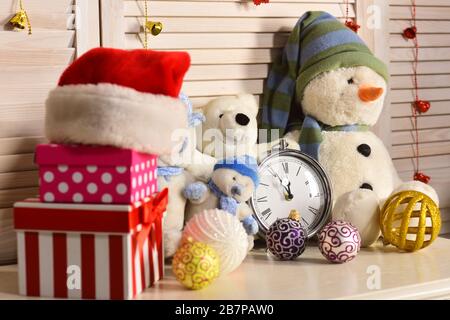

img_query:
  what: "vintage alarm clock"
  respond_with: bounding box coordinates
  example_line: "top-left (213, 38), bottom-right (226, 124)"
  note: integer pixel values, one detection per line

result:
top-left (250, 140), bottom-right (333, 238)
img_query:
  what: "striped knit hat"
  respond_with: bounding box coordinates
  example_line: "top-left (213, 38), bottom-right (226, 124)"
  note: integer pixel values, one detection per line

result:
top-left (261, 11), bottom-right (389, 133)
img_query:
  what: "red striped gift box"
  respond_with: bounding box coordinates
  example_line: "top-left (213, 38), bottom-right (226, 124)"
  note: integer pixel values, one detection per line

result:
top-left (13, 189), bottom-right (168, 300)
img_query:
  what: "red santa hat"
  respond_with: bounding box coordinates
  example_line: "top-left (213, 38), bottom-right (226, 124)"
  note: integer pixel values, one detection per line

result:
top-left (45, 47), bottom-right (190, 155)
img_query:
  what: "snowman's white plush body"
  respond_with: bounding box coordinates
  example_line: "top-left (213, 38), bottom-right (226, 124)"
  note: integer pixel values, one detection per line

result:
top-left (286, 66), bottom-right (439, 247)
top-left (318, 131), bottom-right (401, 201)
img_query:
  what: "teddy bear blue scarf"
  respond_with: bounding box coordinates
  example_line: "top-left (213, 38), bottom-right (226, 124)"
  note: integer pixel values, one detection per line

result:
top-left (207, 179), bottom-right (257, 235)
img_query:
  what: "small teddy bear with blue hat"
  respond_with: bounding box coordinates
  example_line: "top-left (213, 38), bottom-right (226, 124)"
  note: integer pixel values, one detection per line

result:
top-left (184, 155), bottom-right (260, 244)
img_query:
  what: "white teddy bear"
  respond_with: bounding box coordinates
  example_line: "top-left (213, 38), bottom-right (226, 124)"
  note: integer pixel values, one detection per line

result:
top-left (197, 94), bottom-right (298, 162)
top-left (183, 155), bottom-right (260, 250)
top-left (159, 93), bottom-right (216, 257)
top-left (261, 11), bottom-right (439, 247)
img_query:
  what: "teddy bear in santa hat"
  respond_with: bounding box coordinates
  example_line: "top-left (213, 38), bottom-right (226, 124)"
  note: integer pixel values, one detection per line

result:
top-left (45, 47), bottom-right (190, 156)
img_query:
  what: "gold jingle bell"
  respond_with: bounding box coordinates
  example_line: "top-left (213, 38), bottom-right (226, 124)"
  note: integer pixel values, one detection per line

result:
top-left (8, 9), bottom-right (27, 30)
top-left (145, 21), bottom-right (163, 36)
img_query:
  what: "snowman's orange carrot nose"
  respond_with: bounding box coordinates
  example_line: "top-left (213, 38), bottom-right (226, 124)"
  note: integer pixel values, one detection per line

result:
top-left (358, 85), bottom-right (384, 102)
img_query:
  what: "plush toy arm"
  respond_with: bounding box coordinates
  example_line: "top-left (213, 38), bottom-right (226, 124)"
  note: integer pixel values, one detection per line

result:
top-left (183, 181), bottom-right (209, 204)
top-left (237, 203), bottom-right (259, 235)
top-left (333, 189), bottom-right (381, 248)
top-left (242, 216), bottom-right (259, 235)
top-left (185, 150), bottom-right (217, 182)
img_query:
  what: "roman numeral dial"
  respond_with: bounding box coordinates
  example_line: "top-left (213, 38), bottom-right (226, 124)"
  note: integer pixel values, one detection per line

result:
top-left (251, 152), bottom-right (332, 240)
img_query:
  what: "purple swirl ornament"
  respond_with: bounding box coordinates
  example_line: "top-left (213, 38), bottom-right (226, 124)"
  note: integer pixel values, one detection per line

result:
top-left (318, 220), bottom-right (361, 263)
top-left (266, 210), bottom-right (307, 260)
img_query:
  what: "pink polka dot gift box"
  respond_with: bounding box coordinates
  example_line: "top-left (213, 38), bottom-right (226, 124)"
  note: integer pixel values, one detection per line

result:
top-left (35, 144), bottom-right (158, 204)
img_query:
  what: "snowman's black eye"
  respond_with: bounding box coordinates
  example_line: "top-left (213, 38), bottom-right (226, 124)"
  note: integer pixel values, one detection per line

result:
top-left (219, 114), bottom-right (224, 118)
top-left (348, 78), bottom-right (355, 85)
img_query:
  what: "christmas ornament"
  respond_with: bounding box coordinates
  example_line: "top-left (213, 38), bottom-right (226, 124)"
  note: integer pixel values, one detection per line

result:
top-left (266, 210), bottom-right (307, 260)
top-left (381, 191), bottom-right (441, 252)
top-left (172, 239), bottom-right (220, 290)
top-left (344, 0), bottom-right (360, 33)
top-left (253, 0), bottom-right (269, 5)
top-left (142, 0), bottom-right (162, 49)
top-left (414, 100), bottom-right (431, 114)
top-left (7, 0), bottom-right (31, 35)
top-left (414, 172), bottom-right (431, 184)
top-left (182, 209), bottom-right (248, 276)
top-left (318, 220), bottom-right (361, 263)
top-left (345, 20), bottom-right (360, 33)
top-left (403, 26), bottom-right (417, 39)
top-left (404, 0), bottom-right (431, 182)
top-left (146, 21), bottom-right (163, 36)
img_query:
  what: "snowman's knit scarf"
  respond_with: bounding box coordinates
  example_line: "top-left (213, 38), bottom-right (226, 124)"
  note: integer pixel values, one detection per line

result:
top-left (300, 115), bottom-right (369, 160)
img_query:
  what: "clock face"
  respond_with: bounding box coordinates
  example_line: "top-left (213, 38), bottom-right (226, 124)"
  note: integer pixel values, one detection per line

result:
top-left (250, 150), bottom-right (332, 238)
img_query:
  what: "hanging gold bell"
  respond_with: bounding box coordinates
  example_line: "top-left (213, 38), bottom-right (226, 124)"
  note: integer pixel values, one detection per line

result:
top-left (145, 21), bottom-right (163, 36)
top-left (8, 9), bottom-right (28, 30)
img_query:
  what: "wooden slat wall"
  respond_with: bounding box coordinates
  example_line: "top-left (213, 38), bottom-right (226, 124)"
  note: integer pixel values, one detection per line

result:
top-left (389, 0), bottom-right (450, 234)
top-left (0, 0), bottom-right (99, 264)
top-left (101, 0), bottom-right (355, 107)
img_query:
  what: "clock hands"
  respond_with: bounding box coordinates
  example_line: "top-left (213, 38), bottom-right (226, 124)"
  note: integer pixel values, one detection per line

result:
top-left (283, 180), bottom-right (294, 201)
top-left (269, 169), bottom-right (294, 201)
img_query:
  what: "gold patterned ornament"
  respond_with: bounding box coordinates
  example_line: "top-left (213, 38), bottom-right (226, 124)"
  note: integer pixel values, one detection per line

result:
top-left (142, 0), bottom-right (162, 49)
top-left (8, 0), bottom-right (31, 34)
top-left (172, 238), bottom-right (220, 290)
top-left (380, 190), bottom-right (441, 252)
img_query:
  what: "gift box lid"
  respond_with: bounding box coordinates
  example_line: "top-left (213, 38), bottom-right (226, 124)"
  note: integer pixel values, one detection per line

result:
top-left (14, 189), bottom-right (168, 234)
top-left (35, 144), bottom-right (157, 167)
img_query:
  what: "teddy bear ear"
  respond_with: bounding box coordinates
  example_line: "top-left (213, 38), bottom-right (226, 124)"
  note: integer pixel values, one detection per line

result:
top-left (236, 94), bottom-right (259, 114)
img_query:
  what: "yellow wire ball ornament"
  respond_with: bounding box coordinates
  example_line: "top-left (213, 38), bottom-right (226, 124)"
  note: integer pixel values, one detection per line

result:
top-left (380, 190), bottom-right (441, 252)
top-left (172, 238), bottom-right (220, 290)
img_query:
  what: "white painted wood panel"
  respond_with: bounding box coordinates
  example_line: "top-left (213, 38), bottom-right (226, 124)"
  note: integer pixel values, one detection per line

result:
top-left (0, 0), bottom-right (100, 263)
top-left (388, 1), bottom-right (450, 221)
top-left (392, 128), bottom-right (450, 146)
top-left (100, 0), bottom-right (359, 115)
top-left (124, 1), bottom-right (354, 18)
top-left (394, 154), bottom-right (450, 172)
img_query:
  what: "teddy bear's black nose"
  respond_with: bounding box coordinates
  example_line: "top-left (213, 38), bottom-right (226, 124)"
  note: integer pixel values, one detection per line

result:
top-left (235, 113), bottom-right (250, 126)
top-left (357, 144), bottom-right (371, 157)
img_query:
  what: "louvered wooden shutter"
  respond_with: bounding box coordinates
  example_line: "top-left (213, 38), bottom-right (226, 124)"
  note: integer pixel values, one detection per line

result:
top-left (101, 0), bottom-right (355, 107)
top-left (388, 0), bottom-right (450, 234)
top-left (0, 0), bottom-right (100, 264)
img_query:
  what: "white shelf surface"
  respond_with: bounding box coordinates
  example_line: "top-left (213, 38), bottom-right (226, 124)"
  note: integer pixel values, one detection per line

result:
top-left (1, 236), bottom-right (450, 300)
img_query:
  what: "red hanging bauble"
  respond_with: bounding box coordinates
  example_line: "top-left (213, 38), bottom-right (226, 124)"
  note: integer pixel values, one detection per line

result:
top-left (253, 0), bottom-right (269, 5)
top-left (414, 100), bottom-right (431, 113)
top-left (414, 172), bottom-right (431, 184)
top-left (345, 20), bottom-right (361, 33)
top-left (403, 26), bottom-right (417, 39)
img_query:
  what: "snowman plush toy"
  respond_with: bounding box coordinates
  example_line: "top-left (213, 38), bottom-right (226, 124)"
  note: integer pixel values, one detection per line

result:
top-left (261, 11), bottom-right (439, 247)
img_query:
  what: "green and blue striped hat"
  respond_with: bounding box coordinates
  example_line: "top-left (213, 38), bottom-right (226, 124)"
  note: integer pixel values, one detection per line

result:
top-left (261, 11), bottom-right (389, 133)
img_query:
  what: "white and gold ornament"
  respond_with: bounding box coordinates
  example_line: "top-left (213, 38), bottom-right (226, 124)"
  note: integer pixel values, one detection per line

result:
top-left (183, 209), bottom-right (248, 276)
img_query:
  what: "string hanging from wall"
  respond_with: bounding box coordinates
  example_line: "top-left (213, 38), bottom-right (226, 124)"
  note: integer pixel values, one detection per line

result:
top-left (344, 0), bottom-right (360, 33)
top-left (7, 0), bottom-right (32, 35)
top-left (142, 0), bottom-right (162, 49)
top-left (403, 0), bottom-right (431, 184)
